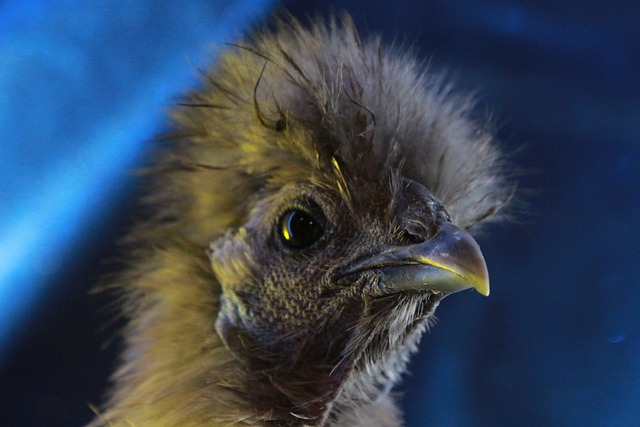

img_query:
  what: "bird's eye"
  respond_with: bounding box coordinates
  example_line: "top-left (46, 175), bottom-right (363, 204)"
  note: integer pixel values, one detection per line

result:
top-left (279, 209), bottom-right (324, 249)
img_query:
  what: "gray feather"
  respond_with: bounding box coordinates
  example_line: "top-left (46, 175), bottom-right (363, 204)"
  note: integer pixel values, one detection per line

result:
top-left (91, 14), bottom-right (514, 427)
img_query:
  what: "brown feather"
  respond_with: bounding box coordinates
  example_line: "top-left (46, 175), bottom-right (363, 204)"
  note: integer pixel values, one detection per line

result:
top-left (91, 13), bottom-right (513, 427)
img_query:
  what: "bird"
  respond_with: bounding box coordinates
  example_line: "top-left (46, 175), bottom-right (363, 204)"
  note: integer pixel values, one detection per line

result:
top-left (90, 14), bottom-right (514, 427)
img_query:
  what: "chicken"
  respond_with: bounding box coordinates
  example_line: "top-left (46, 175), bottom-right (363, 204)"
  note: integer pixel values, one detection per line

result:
top-left (91, 14), bottom-right (513, 427)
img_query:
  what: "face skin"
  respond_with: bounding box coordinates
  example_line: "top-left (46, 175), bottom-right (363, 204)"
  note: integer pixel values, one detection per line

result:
top-left (209, 175), bottom-right (488, 422)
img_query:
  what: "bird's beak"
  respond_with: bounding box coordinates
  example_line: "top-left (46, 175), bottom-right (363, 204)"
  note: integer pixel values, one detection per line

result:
top-left (350, 222), bottom-right (490, 296)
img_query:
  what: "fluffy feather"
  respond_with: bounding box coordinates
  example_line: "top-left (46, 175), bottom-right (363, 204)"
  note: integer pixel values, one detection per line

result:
top-left (91, 14), bottom-right (513, 427)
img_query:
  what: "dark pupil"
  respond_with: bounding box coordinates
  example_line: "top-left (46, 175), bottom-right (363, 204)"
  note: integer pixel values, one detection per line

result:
top-left (281, 210), bottom-right (323, 248)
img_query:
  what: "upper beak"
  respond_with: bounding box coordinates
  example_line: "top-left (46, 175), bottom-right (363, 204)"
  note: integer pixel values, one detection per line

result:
top-left (349, 221), bottom-right (490, 296)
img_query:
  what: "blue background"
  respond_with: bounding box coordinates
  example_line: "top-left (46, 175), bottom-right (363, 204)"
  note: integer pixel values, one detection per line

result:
top-left (1, 1), bottom-right (639, 426)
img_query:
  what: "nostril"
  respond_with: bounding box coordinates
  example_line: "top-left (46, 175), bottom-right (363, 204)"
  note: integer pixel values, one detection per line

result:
top-left (399, 229), bottom-right (426, 244)
top-left (399, 220), bottom-right (435, 244)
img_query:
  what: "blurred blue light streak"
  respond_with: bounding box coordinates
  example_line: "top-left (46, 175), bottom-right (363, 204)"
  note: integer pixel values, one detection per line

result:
top-left (0, 0), bottom-right (273, 360)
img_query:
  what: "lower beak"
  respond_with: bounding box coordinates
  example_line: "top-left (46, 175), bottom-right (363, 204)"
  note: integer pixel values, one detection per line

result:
top-left (351, 222), bottom-right (490, 296)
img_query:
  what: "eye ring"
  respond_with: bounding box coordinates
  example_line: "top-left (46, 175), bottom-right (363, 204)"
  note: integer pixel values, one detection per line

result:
top-left (279, 209), bottom-right (324, 249)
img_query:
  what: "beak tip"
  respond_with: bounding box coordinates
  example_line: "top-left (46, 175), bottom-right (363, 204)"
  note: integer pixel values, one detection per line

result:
top-left (476, 283), bottom-right (490, 297)
top-left (471, 260), bottom-right (490, 297)
top-left (473, 262), bottom-right (490, 297)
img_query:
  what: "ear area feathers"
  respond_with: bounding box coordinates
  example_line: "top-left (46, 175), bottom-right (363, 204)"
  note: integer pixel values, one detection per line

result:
top-left (214, 293), bottom-right (251, 364)
top-left (208, 229), bottom-right (260, 361)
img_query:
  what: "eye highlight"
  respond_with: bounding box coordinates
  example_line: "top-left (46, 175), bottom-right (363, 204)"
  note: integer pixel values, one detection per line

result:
top-left (279, 209), bottom-right (324, 249)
